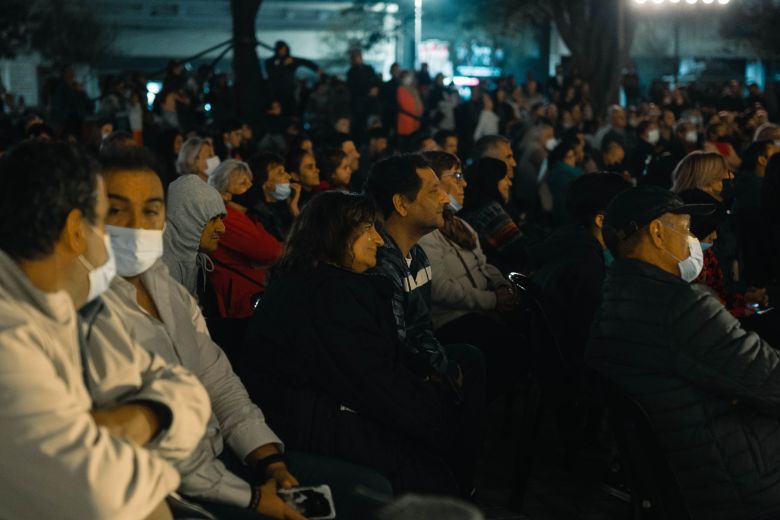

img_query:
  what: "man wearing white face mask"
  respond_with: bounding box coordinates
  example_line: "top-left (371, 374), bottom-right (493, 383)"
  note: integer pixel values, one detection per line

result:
top-left (0, 141), bottom-right (212, 520)
top-left (97, 148), bottom-right (392, 519)
top-left (588, 186), bottom-right (780, 520)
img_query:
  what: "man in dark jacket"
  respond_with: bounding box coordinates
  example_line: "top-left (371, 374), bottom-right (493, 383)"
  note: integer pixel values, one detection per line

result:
top-left (587, 186), bottom-right (780, 520)
top-left (364, 154), bottom-right (486, 496)
top-left (531, 172), bottom-right (630, 364)
top-left (265, 41), bottom-right (321, 117)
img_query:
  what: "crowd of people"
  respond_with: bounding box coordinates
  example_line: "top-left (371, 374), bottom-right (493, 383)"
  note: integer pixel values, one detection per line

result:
top-left (1, 41), bottom-right (780, 520)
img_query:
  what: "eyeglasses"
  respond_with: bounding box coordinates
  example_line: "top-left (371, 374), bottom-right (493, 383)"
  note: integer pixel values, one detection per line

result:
top-left (442, 171), bottom-right (464, 182)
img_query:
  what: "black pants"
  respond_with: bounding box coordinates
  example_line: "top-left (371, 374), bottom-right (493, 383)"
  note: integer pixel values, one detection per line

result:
top-left (190, 450), bottom-right (393, 519)
top-left (437, 313), bottom-right (527, 401)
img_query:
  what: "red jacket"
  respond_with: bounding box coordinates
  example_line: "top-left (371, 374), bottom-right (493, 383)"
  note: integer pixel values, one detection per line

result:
top-left (209, 204), bottom-right (283, 318)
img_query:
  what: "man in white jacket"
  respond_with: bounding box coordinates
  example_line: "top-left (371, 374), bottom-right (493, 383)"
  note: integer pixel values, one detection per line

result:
top-left (96, 147), bottom-right (389, 519)
top-left (0, 140), bottom-right (212, 519)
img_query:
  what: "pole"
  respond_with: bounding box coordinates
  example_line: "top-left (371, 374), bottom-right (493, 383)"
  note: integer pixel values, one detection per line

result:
top-left (674, 18), bottom-right (680, 86)
top-left (414, 0), bottom-right (422, 69)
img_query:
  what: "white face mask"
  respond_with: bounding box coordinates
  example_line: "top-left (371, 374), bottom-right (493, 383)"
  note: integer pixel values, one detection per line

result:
top-left (447, 193), bottom-right (463, 212)
top-left (205, 156), bottom-right (221, 176)
top-left (664, 229), bottom-right (704, 282)
top-left (686, 130), bottom-right (699, 144)
top-left (545, 137), bottom-right (558, 151)
top-left (107, 225), bottom-right (164, 277)
top-left (646, 129), bottom-right (660, 144)
top-left (78, 229), bottom-right (117, 303)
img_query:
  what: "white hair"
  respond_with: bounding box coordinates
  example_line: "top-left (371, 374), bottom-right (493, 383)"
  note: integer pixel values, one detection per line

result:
top-left (176, 137), bottom-right (206, 176)
top-left (208, 159), bottom-right (252, 193)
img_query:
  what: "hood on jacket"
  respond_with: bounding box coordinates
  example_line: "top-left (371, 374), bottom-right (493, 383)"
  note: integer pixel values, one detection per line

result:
top-left (163, 175), bottom-right (226, 295)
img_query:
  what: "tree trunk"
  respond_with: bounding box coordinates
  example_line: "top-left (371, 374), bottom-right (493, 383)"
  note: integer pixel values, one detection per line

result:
top-left (231, 0), bottom-right (265, 126)
top-left (551, 0), bottom-right (636, 118)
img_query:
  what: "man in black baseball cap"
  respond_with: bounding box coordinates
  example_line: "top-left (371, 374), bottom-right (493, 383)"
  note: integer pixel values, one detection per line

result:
top-left (587, 185), bottom-right (780, 519)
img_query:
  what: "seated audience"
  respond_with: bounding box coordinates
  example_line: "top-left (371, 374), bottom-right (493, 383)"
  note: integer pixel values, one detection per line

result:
top-left (364, 154), bottom-right (486, 496)
top-left (162, 173), bottom-right (226, 298)
top-left (531, 172), bottom-right (631, 364)
top-left (544, 141), bottom-right (583, 225)
top-left (762, 154), bottom-right (780, 283)
top-left (419, 151), bottom-right (524, 400)
top-left (285, 148), bottom-right (324, 208)
top-left (588, 186), bottom-right (780, 520)
top-left (177, 136), bottom-right (220, 181)
top-left (207, 159), bottom-right (282, 319)
top-left (317, 148), bottom-right (353, 192)
top-left (99, 149), bottom-right (390, 519)
top-left (243, 190), bottom-right (462, 496)
top-left (460, 157), bottom-right (527, 274)
top-left (236, 152), bottom-right (302, 242)
top-left (0, 140), bottom-right (210, 519)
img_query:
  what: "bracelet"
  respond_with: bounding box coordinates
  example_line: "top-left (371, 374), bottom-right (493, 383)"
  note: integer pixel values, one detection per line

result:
top-left (257, 453), bottom-right (288, 477)
top-left (249, 485), bottom-right (261, 510)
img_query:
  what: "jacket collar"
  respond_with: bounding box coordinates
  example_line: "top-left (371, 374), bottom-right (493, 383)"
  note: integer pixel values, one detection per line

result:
top-left (610, 258), bottom-right (685, 286)
top-left (0, 249), bottom-right (76, 325)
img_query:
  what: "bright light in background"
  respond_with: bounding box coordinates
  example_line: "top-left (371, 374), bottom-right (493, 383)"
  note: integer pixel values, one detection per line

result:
top-left (145, 81), bottom-right (161, 108)
top-left (633, 0), bottom-right (729, 4)
top-left (386, 3), bottom-right (399, 13)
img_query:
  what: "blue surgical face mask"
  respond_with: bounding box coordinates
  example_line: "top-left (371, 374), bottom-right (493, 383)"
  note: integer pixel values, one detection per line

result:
top-left (271, 182), bottom-right (292, 201)
top-left (701, 242), bottom-right (713, 251)
top-left (447, 193), bottom-right (463, 212)
top-left (603, 248), bottom-right (615, 267)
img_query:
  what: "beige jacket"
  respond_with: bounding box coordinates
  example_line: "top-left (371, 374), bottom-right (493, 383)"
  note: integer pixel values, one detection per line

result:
top-left (419, 222), bottom-right (509, 329)
top-left (0, 251), bottom-right (182, 520)
top-left (102, 259), bottom-right (283, 508)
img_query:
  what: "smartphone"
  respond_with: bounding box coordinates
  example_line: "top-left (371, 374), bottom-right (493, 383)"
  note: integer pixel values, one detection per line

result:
top-left (756, 307), bottom-right (775, 316)
top-left (278, 485), bottom-right (336, 520)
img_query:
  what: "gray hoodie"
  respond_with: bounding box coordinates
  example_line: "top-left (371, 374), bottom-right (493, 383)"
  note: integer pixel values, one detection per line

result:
top-left (163, 175), bottom-right (226, 297)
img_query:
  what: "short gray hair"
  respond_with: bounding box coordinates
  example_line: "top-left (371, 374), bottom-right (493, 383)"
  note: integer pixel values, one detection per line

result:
top-left (208, 159), bottom-right (252, 193)
top-left (176, 137), bottom-right (206, 176)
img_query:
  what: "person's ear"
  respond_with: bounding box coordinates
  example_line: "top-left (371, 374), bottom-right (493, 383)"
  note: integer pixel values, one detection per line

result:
top-left (61, 208), bottom-right (88, 256)
top-left (648, 219), bottom-right (665, 248)
top-left (392, 193), bottom-right (408, 217)
top-left (594, 213), bottom-right (604, 230)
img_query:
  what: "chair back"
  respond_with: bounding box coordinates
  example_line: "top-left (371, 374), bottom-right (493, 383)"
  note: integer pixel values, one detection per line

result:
top-left (597, 374), bottom-right (691, 520)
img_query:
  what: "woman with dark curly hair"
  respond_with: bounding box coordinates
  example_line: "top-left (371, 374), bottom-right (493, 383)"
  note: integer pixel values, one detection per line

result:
top-left (242, 191), bottom-right (462, 496)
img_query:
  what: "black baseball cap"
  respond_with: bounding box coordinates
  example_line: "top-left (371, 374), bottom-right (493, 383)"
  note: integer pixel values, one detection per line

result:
top-left (603, 186), bottom-right (715, 245)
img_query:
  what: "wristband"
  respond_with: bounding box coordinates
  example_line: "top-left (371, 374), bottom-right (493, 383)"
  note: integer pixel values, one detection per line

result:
top-left (257, 452), bottom-right (288, 477)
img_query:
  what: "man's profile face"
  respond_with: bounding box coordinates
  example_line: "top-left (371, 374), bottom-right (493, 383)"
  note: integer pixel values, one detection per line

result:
top-left (402, 167), bottom-right (449, 231)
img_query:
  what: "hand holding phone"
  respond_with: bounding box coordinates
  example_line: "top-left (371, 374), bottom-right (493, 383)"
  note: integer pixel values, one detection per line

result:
top-left (278, 485), bottom-right (336, 520)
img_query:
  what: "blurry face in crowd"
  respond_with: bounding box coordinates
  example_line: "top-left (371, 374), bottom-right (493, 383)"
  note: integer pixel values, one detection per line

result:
top-left (224, 128), bottom-right (243, 149)
top-left (440, 166), bottom-right (466, 206)
top-left (241, 124), bottom-right (253, 143)
top-left (335, 118), bottom-right (351, 135)
top-left (443, 136), bottom-right (458, 156)
top-left (100, 123), bottom-right (114, 140)
top-left (420, 138), bottom-right (439, 152)
top-left (345, 222), bottom-right (384, 273)
top-left (662, 110), bottom-right (676, 129)
top-left (563, 149), bottom-right (577, 167)
top-left (540, 126), bottom-right (554, 148)
top-left (331, 157), bottom-right (352, 188)
top-left (299, 139), bottom-right (314, 154)
top-left (173, 134), bottom-right (184, 155)
top-left (195, 143), bottom-right (213, 177)
top-left (486, 142), bottom-right (517, 172)
top-left (497, 169), bottom-right (513, 205)
top-left (199, 216), bottom-right (225, 253)
top-left (341, 140), bottom-right (360, 171)
top-left (267, 101), bottom-right (282, 116)
top-left (706, 166), bottom-right (733, 202)
top-left (297, 153), bottom-right (320, 188)
top-left (604, 144), bottom-right (625, 167)
top-left (227, 170), bottom-right (253, 197)
top-left (397, 167), bottom-right (449, 231)
top-left (611, 108), bottom-right (627, 129)
top-left (105, 169), bottom-right (165, 231)
top-left (369, 137), bottom-right (388, 155)
top-left (262, 163), bottom-right (291, 202)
